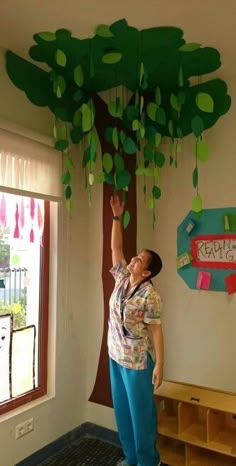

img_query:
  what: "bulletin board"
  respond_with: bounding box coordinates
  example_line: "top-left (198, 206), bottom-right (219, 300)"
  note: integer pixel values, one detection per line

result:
top-left (177, 208), bottom-right (236, 292)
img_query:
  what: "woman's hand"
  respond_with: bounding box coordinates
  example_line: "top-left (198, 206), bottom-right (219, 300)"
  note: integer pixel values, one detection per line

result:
top-left (110, 195), bottom-right (125, 218)
top-left (152, 363), bottom-right (163, 390)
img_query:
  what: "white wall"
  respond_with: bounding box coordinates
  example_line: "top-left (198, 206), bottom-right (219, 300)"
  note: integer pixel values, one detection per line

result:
top-left (151, 77), bottom-right (236, 393)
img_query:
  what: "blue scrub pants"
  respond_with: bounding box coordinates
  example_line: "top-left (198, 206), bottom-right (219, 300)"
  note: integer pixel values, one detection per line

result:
top-left (109, 355), bottom-right (160, 466)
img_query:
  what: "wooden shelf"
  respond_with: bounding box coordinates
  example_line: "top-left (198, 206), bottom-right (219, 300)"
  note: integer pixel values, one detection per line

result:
top-left (158, 435), bottom-right (185, 466)
top-left (155, 381), bottom-right (236, 465)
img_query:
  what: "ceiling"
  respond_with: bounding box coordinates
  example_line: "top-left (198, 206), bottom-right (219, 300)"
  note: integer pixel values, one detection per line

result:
top-left (0, 0), bottom-right (235, 79)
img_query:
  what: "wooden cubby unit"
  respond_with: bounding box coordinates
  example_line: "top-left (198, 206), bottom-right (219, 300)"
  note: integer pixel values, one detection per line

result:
top-left (155, 381), bottom-right (236, 465)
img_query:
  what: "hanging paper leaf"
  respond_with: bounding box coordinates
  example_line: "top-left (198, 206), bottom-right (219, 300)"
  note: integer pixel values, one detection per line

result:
top-left (192, 194), bottom-right (202, 213)
top-left (64, 155), bottom-right (74, 169)
top-left (54, 139), bottom-right (69, 151)
top-left (152, 185), bottom-right (161, 200)
top-left (103, 153), bottom-right (113, 174)
top-left (123, 137), bottom-right (138, 154)
top-left (147, 102), bottom-right (157, 121)
top-left (37, 31), bottom-right (56, 42)
top-left (95, 24), bottom-right (114, 37)
top-left (155, 132), bottom-right (162, 148)
top-left (114, 153), bottom-right (124, 172)
top-left (170, 94), bottom-right (181, 112)
top-left (88, 173), bottom-right (94, 185)
top-left (81, 103), bottom-right (94, 132)
top-left (154, 167), bottom-right (160, 182)
top-left (154, 152), bottom-right (165, 168)
top-left (177, 91), bottom-right (186, 106)
top-left (56, 124), bottom-right (67, 140)
top-left (119, 130), bottom-right (126, 145)
top-left (65, 185), bottom-right (72, 200)
top-left (178, 66), bottom-right (184, 87)
top-left (191, 115), bottom-right (204, 137)
top-left (116, 169), bottom-right (131, 190)
top-left (96, 173), bottom-right (105, 183)
top-left (192, 167), bottom-right (198, 188)
top-left (156, 108), bottom-right (166, 125)
top-left (179, 43), bottom-right (201, 52)
top-left (135, 167), bottom-right (145, 176)
top-left (140, 96), bottom-right (144, 114)
top-left (139, 62), bottom-right (145, 87)
top-left (123, 210), bottom-right (130, 229)
top-left (196, 93), bottom-right (214, 113)
top-left (148, 198), bottom-right (155, 209)
top-left (132, 119), bottom-right (140, 131)
top-left (55, 49), bottom-right (67, 67)
top-left (144, 167), bottom-right (155, 177)
top-left (102, 52), bottom-right (123, 64)
top-left (74, 65), bottom-right (84, 87)
top-left (110, 18), bottom-right (128, 35)
top-left (168, 120), bottom-right (174, 137)
top-left (112, 127), bottom-right (119, 150)
top-left (140, 125), bottom-right (145, 139)
top-left (65, 199), bottom-right (72, 211)
top-left (56, 76), bottom-right (66, 97)
top-left (55, 29), bottom-right (71, 40)
top-left (176, 127), bottom-right (183, 138)
top-left (73, 89), bottom-right (84, 103)
top-left (144, 145), bottom-right (154, 162)
top-left (176, 142), bottom-right (182, 153)
top-left (155, 87), bottom-right (161, 106)
top-left (73, 108), bottom-right (82, 127)
top-left (108, 98), bottom-right (123, 118)
top-left (196, 140), bottom-right (209, 162)
top-left (61, 171), bottom-right (71, 185)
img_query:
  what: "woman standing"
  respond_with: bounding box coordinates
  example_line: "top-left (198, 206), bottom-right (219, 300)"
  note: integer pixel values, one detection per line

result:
top-left (108, 195), bottom-right (164, 466)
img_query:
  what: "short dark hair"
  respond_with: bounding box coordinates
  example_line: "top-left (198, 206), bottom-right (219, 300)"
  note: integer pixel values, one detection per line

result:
top-left (145, 249), bottom-right (163, 278)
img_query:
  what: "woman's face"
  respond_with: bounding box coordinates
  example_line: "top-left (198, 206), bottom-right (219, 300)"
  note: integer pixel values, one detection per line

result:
top-left (127, 250), bottom-right (151, 278)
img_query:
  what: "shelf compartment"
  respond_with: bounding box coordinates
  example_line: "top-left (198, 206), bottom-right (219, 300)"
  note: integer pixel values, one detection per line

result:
top-left (179, 402), bottom-right (208, 444)
top-left (186, 444), bottom-right (236, 466)
top-left (208, 409), bottom-right (236, 456)
top-left (158, 434), bottom-right (185, 466)
top-left (156, 397), bottom-right (179, 436)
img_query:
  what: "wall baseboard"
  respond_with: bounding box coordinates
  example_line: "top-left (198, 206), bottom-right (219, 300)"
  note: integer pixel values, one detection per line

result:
top-left (16, 422), bottom-right (120, 466)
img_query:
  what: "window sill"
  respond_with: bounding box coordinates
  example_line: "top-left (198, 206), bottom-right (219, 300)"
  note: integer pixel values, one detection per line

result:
top-left (0, 391), bottom-right (55, 423)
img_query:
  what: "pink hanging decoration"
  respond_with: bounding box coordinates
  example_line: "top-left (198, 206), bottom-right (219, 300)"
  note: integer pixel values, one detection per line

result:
top-left (37, 202), bottom-right (44, 244)
top-left (20, 198), bottom-right (25, 231)
top-left (13, 203), bottom-right (20, 238)
top-left (0, 194), bottom-right (6, 227)
top-left (29, 198), bottom-right (35, 243)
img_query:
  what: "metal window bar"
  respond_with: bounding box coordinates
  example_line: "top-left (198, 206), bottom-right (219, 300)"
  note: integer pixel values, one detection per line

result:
top-left (0, 267), bottom-right (28, 306)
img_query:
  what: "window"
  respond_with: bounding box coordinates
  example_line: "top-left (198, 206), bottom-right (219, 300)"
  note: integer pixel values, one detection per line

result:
top-left (0, 125), bottom-right (62, 414)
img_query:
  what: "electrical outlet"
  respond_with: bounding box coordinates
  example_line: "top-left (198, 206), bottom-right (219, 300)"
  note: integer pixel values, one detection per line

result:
top-left (15, 418), bottom-right (34, 439)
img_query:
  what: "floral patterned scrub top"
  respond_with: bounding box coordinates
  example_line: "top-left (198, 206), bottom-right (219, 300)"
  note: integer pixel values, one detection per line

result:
top-left (108, 260), bottom-right (162, 370)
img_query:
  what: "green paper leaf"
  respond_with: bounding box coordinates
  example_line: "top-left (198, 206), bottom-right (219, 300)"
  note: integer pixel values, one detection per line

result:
top-left (73, 89), bottom-right (84, 103)
top-left (64, 155), bottom-right (74, 169)
top-left (96, 172), bottom-right (105, 184)
top-left (55, 29), bottom-right (71, 40)
top-left (140, 95), bottom-right (144, 114)
top-left (37, 31), bottom-right (56, 42)
top-left (55, 49), bottom-right (67, 67)
top-left (192, 194), bottom-right (202, 213)
top-left (104, 127), bottom-right (113, 144)
top-left (179, 43), bottom-right (201, 52)
top-left (178, 66), bottom-right (184, 87)
top-left (61, 171), bottom-right (71, 184)
top-left (70, 127), bottom-right (84, 144)
top-left (108, 97), bottom-right (123, 118)
top-left (196, 92), bottom-right (214, 113)
top-left (144, 145), bottom-right (154, 162)
top-left (132, 119), bottom-right (140, 131)
top-left (103, 152), bottom-right (113, 173)
top-left (119, 130), bottom-right (126, 145)
top-left (196, 140), bottom-right (209, 162)
top-left (81, 103), bottom-right (94, 132)
top-left (155, 132), bottom-right (162, 148)
top-left (144, 167), bottom-right (154, 177)
top-left (65, 185), bottom-right (72, 200)
top-left (154, 151), bottom-right (165, 168)
top-left (155, 87), bottom-right (161, 106)
top-left (116, 169), bottom-right (131, 190)
top-left (177, 90), bottom-right (186, 106)
top-left (110, 19), bottom-right (128, 35)
top-left (191, 115), bottom-right (204, 137)
top-left (123, 137), bottom-right (138, 154)
top-left (148, 198), bottom-right (155, 209)
top-left (170, 93), bottom-right (181, 112)
top-left (88, 173), bottom-right (94, 185)
top-left (54, 139), bottom-right (68, 151)
top-left (176, 127), bottom-right (183, 138)
top-left (114, 153), bottom-right (124, 172)
top-left (147, 102), bottom-right (158, 121)
top-left (168, 120), bottom-right (174, 137)
top-left (112, 127), bottom-right (119, 150)
top-left (123, 210), bottom-right (130, 229)
top-left (95, 24), bottom-right (114, 37)
top-left (102, 52), bottom-right (123, 64)
top-left (139, 62), bottom-right (145, 87)
top-left (65, 199), bottom-right (72, 211)
top-left (156, 107), bottom-right (166, 125)
top-left (135, 167), bottom-right (145, 176)
top-left (74, 65), bottom-right (84, 87)
top-left (192, 167), bottom-right (198, 188)
top-left (140, 125), bottom-right (145, 139)
top-left (73, 108), bottom-right (82, 127)
top-left (105, 173), bottom-right (115, 185)
top-left (152, 185), bottom-right (161, 200)
top-left (125, 105), bottom-right (139, 121)
top-left (56, 124), bottom-right (67, 140)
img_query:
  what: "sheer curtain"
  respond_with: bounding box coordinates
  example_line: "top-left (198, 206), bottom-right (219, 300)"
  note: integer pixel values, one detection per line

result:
top-left (0, 127), bottom-right (62, 200)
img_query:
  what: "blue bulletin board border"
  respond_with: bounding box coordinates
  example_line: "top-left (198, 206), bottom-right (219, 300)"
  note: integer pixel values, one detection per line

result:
top-left (177, 208), bottom-right (236, 292)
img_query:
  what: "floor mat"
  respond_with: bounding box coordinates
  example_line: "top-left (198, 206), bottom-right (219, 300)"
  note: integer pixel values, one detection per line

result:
top-left (38, 436), bottom-right (123, 465)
